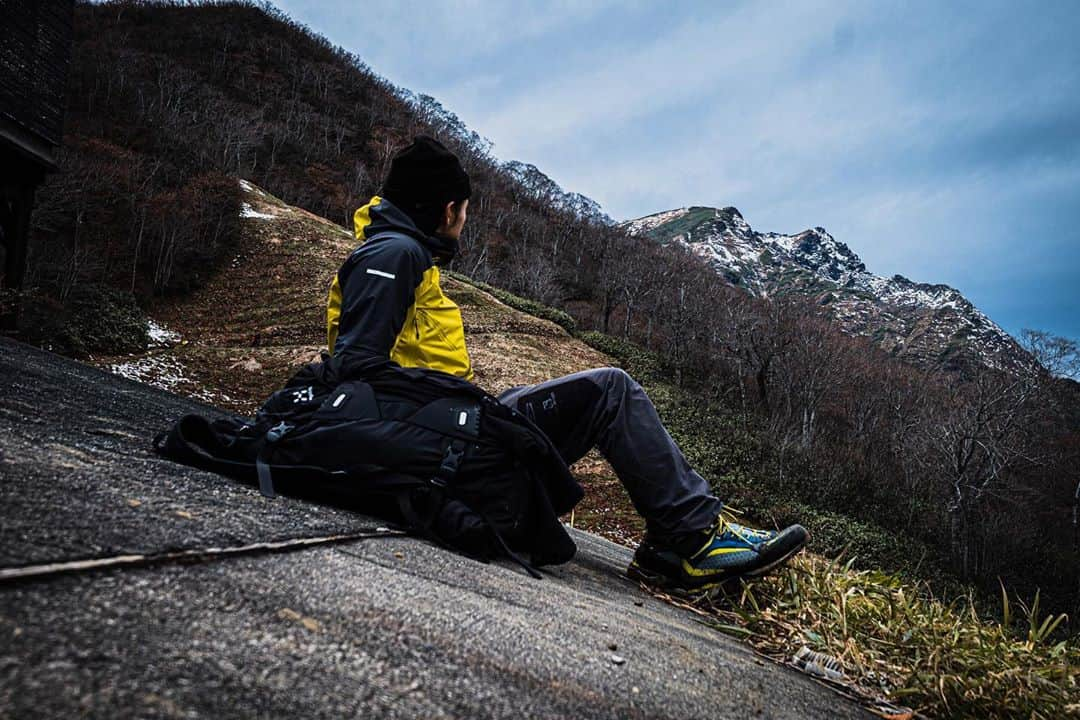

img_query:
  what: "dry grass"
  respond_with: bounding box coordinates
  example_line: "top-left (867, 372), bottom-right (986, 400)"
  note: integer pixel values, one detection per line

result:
top-left (643, 553), bottom-right (1079, 719)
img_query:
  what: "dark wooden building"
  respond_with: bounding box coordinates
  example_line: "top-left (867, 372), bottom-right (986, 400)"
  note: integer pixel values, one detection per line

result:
top-left (0, 0), bottom-right (74, 333)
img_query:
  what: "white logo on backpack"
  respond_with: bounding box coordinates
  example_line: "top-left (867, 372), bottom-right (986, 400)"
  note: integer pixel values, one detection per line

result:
top-left (291, 386), bottom-right (315, 404)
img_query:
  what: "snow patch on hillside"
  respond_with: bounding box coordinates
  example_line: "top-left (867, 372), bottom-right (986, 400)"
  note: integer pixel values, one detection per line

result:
top-left (624, 207), bottom-right (690, 236)
top-left (240, 202), bottom-right (276, 220)
top-left (146, 320), bottom-right (180, 348)
top-left (238, 178), bottom-right (287, 220)
top-left (111, 354), bottom-right (233, 405)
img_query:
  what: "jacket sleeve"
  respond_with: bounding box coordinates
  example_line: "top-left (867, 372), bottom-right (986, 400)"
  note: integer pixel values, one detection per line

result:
top-left (332, 236), bottom-right (428, 361)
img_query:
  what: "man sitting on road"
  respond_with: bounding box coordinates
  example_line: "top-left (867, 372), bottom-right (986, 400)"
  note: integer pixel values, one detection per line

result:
top-left (326, 135), bottom-right (809, 591)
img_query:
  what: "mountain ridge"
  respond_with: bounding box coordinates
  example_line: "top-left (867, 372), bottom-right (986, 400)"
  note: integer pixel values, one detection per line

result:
top-left (625, 205), bottom-right (1028, 370)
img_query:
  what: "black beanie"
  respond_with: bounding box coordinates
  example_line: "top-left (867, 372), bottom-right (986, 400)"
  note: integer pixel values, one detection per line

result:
top-left (380, 136), bottom-right (471, 216)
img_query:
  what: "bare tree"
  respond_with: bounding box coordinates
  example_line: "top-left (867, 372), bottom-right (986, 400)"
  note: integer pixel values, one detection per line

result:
top-left (923, 368), bottom-right (1042, 578)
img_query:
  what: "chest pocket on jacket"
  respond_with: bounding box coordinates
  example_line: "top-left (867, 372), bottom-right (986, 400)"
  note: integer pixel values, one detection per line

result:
top-left (418, 305), bottom-right (466, 353)
top-left (390, 265), bottom-right (472, 379)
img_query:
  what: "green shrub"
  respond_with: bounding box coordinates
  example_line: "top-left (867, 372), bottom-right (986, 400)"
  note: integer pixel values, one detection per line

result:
top-left (575, 329), bottom-right (670, 381)
top-left (17, 284), bottom-right (148, 357)
top-left (445, 270), bottom-right (577, 334)
top-left (768, 500), bottom-right (954, 586)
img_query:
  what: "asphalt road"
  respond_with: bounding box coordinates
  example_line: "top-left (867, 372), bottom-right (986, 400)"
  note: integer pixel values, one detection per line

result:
top-left (0, 337), bottom-right (866, 719)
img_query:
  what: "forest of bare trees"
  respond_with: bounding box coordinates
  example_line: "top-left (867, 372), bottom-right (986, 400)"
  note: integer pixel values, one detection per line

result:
top-left (20, 1), bottom-right (1080, 616)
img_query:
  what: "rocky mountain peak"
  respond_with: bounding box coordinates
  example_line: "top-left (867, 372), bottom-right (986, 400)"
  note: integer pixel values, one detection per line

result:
top-left (623, 206), bottom-right (1027, 370)
top-left (791, 230), bottom-right (866, 285)
top-left (694, 206), bottom-right (753, 241)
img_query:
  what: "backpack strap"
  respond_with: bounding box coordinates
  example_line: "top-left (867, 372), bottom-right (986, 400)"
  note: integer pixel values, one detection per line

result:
top-left (393, 438), bottom-right (543, 579)
top-left (477, 509), bottom-right (544, 580)
top-left (255, 447), bottom-right (276, 498)
top-left (255, 421), bottom-right (295, 498)
top-left (419, 437), bottom-right (467, 530)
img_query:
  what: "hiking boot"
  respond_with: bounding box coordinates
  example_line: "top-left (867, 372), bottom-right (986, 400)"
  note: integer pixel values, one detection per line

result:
top-left (627, 513), bottom-right (809, 592)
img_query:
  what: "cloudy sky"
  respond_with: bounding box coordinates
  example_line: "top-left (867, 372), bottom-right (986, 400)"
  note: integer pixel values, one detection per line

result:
top-left (273, 0), bottom-right (1079, 341)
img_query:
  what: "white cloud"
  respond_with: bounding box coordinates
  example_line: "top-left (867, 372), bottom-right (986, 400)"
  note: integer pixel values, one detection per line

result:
top-left (331, 0), bottom-right (624, 67)
top-left (465, 1), bottom-right (863, 158)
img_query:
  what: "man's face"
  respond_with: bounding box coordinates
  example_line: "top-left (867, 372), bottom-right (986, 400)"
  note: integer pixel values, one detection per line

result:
top-left (437, 198), bottom-right (469, 240)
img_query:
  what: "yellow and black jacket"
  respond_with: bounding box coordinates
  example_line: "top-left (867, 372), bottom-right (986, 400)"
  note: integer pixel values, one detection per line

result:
top-left (326, 196), bottom-right (474, 380)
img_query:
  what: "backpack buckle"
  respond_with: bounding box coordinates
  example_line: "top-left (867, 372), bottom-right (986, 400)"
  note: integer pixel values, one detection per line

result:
top-left (266, 421), bottom-right (293, 443)
top-left (431, 439), bottom-right (466, 487)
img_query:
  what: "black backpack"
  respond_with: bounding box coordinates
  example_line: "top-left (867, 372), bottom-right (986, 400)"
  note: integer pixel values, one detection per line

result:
top-left (153, 353), bottom-right (583, 575)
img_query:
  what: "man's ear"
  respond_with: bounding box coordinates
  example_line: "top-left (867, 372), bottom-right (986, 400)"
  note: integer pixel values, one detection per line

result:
top-left (443, 200), bottom-right (457, 225)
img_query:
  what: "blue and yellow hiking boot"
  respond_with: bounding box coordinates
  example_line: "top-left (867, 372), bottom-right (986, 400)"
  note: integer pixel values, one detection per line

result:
top-left (627, 513), bottom-right (809, 592)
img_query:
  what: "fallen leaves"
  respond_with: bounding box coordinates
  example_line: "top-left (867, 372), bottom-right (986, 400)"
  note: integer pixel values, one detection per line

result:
top-left (277, 607), bottom-right (321, 632)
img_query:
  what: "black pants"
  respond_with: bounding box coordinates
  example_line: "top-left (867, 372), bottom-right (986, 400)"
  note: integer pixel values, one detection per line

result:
top-left (497, 367), bottom-right (722, 540)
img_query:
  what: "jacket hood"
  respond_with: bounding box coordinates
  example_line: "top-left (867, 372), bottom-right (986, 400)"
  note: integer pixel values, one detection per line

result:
top-left (356, 196), bottom-right (459, 262)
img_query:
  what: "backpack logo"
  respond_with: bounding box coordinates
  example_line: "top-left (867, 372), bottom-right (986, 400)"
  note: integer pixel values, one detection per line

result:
top-left (291, 386), bottom-right (315, 404)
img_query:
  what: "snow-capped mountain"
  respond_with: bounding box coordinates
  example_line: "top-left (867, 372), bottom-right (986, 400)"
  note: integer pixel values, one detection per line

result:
top-left (625, 206), bottom-right (1028, 370)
